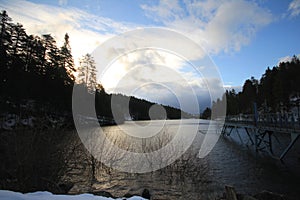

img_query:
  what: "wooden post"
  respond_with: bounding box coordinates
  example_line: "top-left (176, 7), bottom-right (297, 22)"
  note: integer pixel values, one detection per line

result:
top-left (253, 102), bottom-right (259, 152)
top-left (253, 102), bottom-right (258, 126)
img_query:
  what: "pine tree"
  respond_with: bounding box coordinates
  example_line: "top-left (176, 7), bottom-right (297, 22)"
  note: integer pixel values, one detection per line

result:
top-left (0, 10), bottom-right (12, 95)
top-left (60, 33), bottom-right (75, 82)
top-left (0, 10), bottom-right (12, 58)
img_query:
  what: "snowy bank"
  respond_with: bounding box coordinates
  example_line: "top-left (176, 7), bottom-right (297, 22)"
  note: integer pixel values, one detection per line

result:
top-left (0, 190), bottom-right (146, 200)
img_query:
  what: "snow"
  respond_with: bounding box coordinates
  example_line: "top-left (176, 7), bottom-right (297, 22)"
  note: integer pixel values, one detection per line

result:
top-left (0, 190), bottom-right (146, 200)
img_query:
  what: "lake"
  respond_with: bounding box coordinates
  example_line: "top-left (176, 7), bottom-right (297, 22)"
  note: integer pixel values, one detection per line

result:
top-left (66, 119), bottom-right (300, 199)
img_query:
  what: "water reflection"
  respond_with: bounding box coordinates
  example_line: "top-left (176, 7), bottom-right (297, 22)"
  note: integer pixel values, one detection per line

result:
top-left (91, 120), bottom-right (219, 199)
top-left (66, 119), bottom-right (300, 199)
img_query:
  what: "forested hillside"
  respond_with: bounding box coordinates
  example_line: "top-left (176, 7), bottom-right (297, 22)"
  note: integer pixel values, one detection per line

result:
top-left (212, 55), bottom-right (300, 115)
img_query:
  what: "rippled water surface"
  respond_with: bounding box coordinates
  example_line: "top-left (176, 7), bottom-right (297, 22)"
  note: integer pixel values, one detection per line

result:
top-left (67, 119), bottom-right (300, 199)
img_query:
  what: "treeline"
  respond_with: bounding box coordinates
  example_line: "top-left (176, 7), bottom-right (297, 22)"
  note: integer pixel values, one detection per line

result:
top-left (0, 10), bottom-right (75, 113)
top-left (76, 85), bottom-right (192, 121)
top-left (212, 55), bottom-right (300, 116)
top-left (115, 93), bottom-right (191, 120)
top-left (0, 10), bottom-right (188, 121)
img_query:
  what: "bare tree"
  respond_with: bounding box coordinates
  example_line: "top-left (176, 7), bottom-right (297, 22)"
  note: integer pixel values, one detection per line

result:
top-left (77, 53), bottom-right (97, 92)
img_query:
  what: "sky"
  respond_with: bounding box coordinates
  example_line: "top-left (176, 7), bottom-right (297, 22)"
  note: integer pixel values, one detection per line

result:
top-left (0, 0), bottom-right (300, 113)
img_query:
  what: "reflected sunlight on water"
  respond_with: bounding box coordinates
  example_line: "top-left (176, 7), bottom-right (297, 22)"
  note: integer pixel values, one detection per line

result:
top-left (66, 119), bottom-right (300, 199)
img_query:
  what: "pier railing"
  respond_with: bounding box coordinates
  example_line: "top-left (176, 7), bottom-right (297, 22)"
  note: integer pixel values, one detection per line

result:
top-left (223, 113), bottom-right (300, 160)
top-left (225, 113), bottom-right (300, 133)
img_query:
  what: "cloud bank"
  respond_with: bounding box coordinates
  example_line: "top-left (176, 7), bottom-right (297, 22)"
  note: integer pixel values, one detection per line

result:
top-left (141, 0), bottom-right (273, 54)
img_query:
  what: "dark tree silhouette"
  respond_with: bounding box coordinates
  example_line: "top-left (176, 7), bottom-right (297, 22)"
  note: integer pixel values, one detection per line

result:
top-left (212, 55), bottom-right (300, 115)
top-left (60, 33), bottom-right (75, 83)
top-left (201, 107), bottom-right (211, 119)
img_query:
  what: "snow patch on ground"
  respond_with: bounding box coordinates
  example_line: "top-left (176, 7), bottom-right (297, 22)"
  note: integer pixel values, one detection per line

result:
top-left (0, 190), bottom-right (146, 200)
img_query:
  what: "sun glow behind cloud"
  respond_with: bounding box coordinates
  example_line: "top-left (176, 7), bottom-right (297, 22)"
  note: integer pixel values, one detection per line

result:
top-left (100, 50), bottom-right (185, 91)
top-left (99, 48), bottom-right (224, 113)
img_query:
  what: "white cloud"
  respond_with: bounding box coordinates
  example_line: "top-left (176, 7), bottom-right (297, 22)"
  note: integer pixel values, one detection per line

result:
top-left (1, 0), bottom-right (272, 67)
top-left (288, 0), bottom-right (300, 17)
top-left (223, 85), bottom-right (242, 92)
top-left (278, 54), bottom-right (300, 64)
top-left (1, 0), bottom-right (270, 67)
top-left (0, 0), bottom-right (137, 66)
top-left (100, 49), bottom-right (188, 91)
top-left (278, 55), bottom-right (293, 64)
top-left (141, 0), bottom-right (273, 54)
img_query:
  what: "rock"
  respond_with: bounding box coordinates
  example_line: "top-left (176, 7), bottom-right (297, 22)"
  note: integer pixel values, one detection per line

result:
top-left (92, 190), bottom-right (114, 198)
top-left (124, 193), bottom-right (138, 198)
top-left (217, 186), bottom-right (287, 200)
top-left (58, 182), bottom-right (74, 193)
top-left (142, 189), bottom-right (151, 199)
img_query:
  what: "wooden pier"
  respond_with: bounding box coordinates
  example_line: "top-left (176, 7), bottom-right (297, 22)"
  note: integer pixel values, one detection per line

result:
top-left (221, 113), bottom-right (300, 160)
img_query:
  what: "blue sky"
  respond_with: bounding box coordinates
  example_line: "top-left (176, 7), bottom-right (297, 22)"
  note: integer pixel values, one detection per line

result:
top-left (1, 0), bottom-right (300, 113)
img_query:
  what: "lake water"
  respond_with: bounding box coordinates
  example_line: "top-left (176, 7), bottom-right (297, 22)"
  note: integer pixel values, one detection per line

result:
top-left (68, 119), bottom-right (300, 199)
